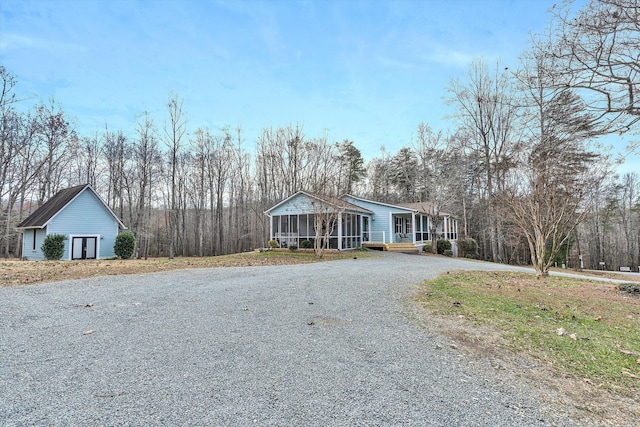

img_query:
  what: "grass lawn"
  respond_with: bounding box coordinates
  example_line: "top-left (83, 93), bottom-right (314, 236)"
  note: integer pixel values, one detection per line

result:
top-left (416, 271), bottom-right (640, 424)
top-left (0, 250), bottom-right (374, 287)
top-left (416, 271), bottom-right (640, 393)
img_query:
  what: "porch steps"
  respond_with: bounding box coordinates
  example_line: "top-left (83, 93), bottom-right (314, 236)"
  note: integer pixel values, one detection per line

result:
top-left (385, 243), bottom-right (420, 253)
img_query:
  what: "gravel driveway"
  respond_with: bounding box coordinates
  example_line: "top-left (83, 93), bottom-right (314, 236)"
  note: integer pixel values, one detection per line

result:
top-left (1, 253), bottom-right (579, 426)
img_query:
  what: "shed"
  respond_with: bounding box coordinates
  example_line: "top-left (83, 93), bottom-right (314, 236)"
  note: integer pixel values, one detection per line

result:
top-left (17, 184), bottom-right (127, 260)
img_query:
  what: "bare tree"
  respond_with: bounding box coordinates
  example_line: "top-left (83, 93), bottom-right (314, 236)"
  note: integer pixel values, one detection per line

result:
top-left (412, 123), bottom-right (462, 253)
top-left (132, 112), bottom-right (160, 257)
top-left (32, 98), bottom-right (76, 203)
top-left (552, 0), bottom-right (639, 140)
top-left (163, 94), bottom-right (187, 259)
top-left (500, 41), bottom-right (605, 277)
top-left (309, 195), bottom-right (345, 258)
top-left (446, 59), bottom-right (518, 262)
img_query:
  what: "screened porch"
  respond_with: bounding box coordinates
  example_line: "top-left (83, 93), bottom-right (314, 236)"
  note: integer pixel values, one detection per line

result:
top-left (270, 213), bottom-right (368, 250)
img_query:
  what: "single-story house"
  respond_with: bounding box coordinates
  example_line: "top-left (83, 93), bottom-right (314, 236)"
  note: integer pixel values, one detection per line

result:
top-left (265, 191), bottom-right (459, 253)
top-left (17, 184), bottom-right (127, 260)
top-left (264, 191), bottom-right (373, 250)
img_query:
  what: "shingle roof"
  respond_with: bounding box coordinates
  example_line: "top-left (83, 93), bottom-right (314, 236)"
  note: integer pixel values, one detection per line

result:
top-left (396, 202), bottom-right (456, 217)
top-left (17, 184), bottom-right (127, 230)
top-left (17, 184), bottom-right (88, 228)
top-left (305, 192), bottom-right (373, 214)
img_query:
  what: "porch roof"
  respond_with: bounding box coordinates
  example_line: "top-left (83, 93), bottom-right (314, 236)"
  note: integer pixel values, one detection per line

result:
top-left (397, 202), bottom-right (457, 218)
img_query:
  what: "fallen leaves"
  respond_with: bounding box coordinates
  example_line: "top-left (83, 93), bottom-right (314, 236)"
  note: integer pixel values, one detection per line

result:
top-left (616, 344), bottom-right (639, 357)
top-left (83, 330), bottom-right (96, 335)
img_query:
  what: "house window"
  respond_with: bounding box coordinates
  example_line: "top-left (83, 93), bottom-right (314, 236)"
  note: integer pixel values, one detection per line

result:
top-left (32, 229), bottom-right (37, 251)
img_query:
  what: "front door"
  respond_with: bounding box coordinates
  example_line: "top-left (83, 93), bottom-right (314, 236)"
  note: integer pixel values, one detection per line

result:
top-left (72, 237), bottom-right (97, 260)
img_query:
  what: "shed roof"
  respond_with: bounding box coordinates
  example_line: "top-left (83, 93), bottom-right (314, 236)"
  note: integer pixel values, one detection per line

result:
top-left (17, 184), bottom-right (127, 230)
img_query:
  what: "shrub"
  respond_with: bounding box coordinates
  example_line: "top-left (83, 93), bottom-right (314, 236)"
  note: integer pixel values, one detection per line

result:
top-left (423, 242), bottom-right (433, 253)
top-left (436, 239), bottom-right (451, 255)
top-left (300, 240), bottom-right (313, 249)
top-left (41, 233), bottom-right (66, 260)
top-left (268, 240), bottom-right (278, 249)
top-left (443, 249), bottom-right (453, 257)
top-left (618, 282), bottom-right (640, 296)
top-left (114, 231), bottom-right (136, 259)
top-left (458, 237), bottom-right (479, 258)
top-left (288, 245), bottom-right (298, 251)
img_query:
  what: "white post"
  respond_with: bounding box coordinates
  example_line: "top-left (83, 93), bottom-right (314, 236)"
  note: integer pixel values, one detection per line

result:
top-left (382, 231), bottom-right (385, 244)
top-left (389, 212), bottom-right (393, 243)
top-left (443, 216), bottom-right (448, 239)
top-left (337, 215), bottom-right (343, 250)
top-left (411, 213), bottom-right (416, 244)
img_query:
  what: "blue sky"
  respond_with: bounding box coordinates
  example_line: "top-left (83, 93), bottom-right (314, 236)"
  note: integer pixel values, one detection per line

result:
top-left (1, 0), bottom-right (637, 172)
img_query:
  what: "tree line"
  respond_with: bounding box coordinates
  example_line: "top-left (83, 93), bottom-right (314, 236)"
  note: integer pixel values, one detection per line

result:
top-left (1, 0), bottom-right (638, 275)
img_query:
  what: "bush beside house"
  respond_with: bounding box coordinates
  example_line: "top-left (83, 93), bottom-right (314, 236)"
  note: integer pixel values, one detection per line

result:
top-left (114, 231), bottom-right (136, 259)
top-left (41, 234), bottom-right (66, 260)
top-left (436, 239), bottom-right (452, 255)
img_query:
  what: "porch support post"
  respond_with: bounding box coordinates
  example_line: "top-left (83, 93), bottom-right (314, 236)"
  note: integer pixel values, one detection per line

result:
top-left (411, 213), bottom-right (416, 244)
top-left (338, 214), bottom-right (343, 250)
top-left (269, 215), bottom-right (273, 243)
top-left (444, 216), bottom-right (448, 239)
top-left (389, 212), bottom-right (393, 243)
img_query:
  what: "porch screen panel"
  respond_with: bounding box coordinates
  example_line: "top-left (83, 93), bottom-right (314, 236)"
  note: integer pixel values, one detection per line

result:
top-left (299, 214), bottom-right (309, 237)
top-left (308, 214), bottom-right (315, 238)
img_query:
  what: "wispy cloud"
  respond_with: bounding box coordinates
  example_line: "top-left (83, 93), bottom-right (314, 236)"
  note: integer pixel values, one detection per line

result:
top-left (0, 32), bottom-right (85, 53)
top-left (425, 49), bottom-right (475, 68)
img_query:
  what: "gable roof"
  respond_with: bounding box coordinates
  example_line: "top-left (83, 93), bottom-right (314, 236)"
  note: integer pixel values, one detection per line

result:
top-left (264, 190), bottom-right (372, 215)
top-left (17, 184), bottom-right (127, 230)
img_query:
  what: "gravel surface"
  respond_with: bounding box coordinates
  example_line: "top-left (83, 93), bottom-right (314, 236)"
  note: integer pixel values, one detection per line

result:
top-left (1, 253), bottom-right (581, 426)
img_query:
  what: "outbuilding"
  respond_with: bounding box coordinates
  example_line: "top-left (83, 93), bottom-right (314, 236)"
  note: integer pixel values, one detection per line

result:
top-left (17, 184), bottom-right (127, 260)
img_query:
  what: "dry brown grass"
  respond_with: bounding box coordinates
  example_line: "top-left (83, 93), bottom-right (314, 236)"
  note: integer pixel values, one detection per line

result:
top-left (0, 251), bottom-right (367, 287)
